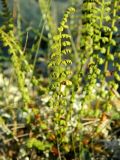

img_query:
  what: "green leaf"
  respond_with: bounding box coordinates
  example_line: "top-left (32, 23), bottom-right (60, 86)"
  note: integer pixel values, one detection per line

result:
top-left (27, 138), bottom-right (51, 151)
top-left (41, 122), bottom-right (48, 130)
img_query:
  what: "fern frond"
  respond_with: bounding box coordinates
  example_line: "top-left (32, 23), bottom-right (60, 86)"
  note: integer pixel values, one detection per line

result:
top-left (0, 0), bottom-right (14, 32)
top-left (47, 8), bottom-right (76, 143)
top-left (0, 28), bottom-right (30, 105)
top-left (49, 7), bottom-right (75, 91)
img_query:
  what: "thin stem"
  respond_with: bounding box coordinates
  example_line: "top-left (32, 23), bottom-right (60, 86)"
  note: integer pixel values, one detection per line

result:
top-left (57, 138), bottom-right (62, 160)
top-left (32, 22), bottom-right (45, 77)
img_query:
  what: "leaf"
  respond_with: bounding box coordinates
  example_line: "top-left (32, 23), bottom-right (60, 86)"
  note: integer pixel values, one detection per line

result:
top-left (62, 41), bottom-right (71, 46)
top-left (61, 34), bottom-right (71, 39)
top-left (62, 144), bottom-right (71, 152)
top-left (27, 138), bottom-right (51, 151)
top-left (40, 122), bottom-right (48, 130)
top-left (62, 49), bottom-right (71, 54)
top-left (48, 133), bottom-right (56, 141)
top-left (53, 35), bottom-right (61, 41)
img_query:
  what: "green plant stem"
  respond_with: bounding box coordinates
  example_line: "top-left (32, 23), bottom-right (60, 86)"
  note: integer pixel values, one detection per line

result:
top-left (57, 138), bottom-right (62, 160)
top-left (32, 22), bottom-right (45, 78)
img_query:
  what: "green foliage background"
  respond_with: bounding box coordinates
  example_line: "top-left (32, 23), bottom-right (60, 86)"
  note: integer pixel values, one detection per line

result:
top-left (0, 0), bottom-right (120, 159)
